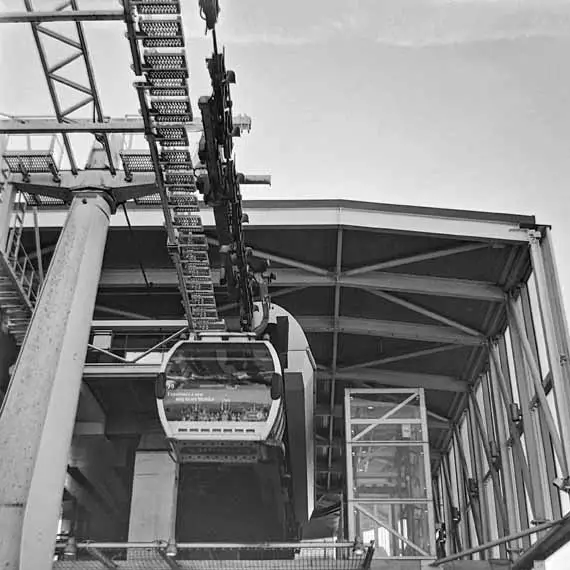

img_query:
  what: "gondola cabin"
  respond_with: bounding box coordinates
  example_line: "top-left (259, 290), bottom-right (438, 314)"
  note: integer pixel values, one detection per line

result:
top-left (156, 334), bottom-right (284, 463)
top-left (155, 303), bottom-right (316, 542)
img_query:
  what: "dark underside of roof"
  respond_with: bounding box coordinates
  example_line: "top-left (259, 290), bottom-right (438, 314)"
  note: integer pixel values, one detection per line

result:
top-left (23, 215), bottom-right (531, 493)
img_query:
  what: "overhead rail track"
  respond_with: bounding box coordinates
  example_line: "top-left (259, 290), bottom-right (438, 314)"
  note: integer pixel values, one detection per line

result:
top-left (122, 0), bottom-right (270, 333)
top-left (122, 0), bottom-right (224, 331)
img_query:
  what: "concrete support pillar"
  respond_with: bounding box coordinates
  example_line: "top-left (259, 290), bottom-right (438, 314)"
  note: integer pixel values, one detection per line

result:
top-left (0, 191), bottom-right (112, 570)
top-left (128, 450), bottom-right (178, 543)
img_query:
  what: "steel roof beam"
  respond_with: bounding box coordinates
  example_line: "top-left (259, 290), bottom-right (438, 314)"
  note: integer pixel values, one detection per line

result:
top-left (344, 272), bottom-right (504, 301)
top-left (319, 369), bottom-right (467, 392)
top-left (217, 285), bottom-right (308, 313)
top-left (299, 316), bottom-right (486, 346)
top-left (0, 10), bottom-right (124, 23)
top-left (98, 267), bottom-right (504, 301)
top-left (88, 314), bottom-right (486, 345)
top-left (336, 345), bottom-right (463, 372)
top-left (343, 243), bottom-right (489, 276)
top-left (81, 362), bottom-right (466, 391)
top-left (25, 203), bottom-right (532, 241)
top-left (20, 200), bottom-right (533, 241)
top-left (367, 289), bottom-right (485, 336)
top-left (91, 320), bottom-right (187, 331)
top-left (206, 236), bottom-right (329, 276)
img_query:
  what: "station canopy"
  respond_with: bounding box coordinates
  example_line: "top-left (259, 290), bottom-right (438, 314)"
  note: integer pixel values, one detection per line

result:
top-left (25, 198), bottom-right (536, 492)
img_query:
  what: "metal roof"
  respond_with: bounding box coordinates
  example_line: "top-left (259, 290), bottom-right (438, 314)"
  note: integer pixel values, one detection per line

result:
top-left (24, 199), bottom-right (535, 493)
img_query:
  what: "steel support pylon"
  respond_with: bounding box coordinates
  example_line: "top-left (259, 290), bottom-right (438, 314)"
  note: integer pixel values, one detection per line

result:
top-left (0, 191), bottom-right (112, 570)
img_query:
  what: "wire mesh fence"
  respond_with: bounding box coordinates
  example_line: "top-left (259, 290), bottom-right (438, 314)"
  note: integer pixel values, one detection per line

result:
top-left (53, 541), bottom-right (375, 570)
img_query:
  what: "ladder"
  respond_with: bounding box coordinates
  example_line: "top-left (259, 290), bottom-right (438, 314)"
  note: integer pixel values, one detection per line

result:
top-left (0, 193), bottom-right (38, 345)
top-left (122, 0), bottom-right (224, 331)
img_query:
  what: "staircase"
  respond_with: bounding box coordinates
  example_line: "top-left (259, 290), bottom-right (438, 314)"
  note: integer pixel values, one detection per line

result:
top-left (0, 192), bottom-right (40, 345)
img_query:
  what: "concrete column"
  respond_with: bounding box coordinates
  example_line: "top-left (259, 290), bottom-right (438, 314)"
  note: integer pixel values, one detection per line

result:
top-left (0, 191), bottom-right (112, 570)
top-left (128, 451), bottom-right (178, 542)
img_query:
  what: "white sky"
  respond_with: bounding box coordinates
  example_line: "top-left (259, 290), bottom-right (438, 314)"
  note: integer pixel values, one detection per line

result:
top-left (1, 0), bottom-right (570, 566)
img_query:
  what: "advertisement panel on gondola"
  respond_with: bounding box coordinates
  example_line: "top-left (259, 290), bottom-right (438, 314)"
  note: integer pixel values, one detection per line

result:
top-left (159, 340), bottom-right (280, 423)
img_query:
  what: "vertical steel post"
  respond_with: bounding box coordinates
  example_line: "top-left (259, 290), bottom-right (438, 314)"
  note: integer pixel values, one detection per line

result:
top-left (344, 389), bottom-right (356, 541)
top-left (489, 344), bottom-right (520, 554)
top-left (469, 392), bottom-right (508, 557)
top-left (450, 440), bottom-right (470, 550)
top-left (464, 408), bottom-right (486, 549)
top-left (528, 232), bottom-right (570, 474)
top-left (419, 388), bottom-right (437, 557)
top-left (326, 227), bottom-right (343, 490)
top-left (540, 228), bottom-right (570, 355)
top-left (520, 286), bottom-right (561, 519)
top-left (480, 372), bottom-right (507, 557)
top-left (441, 454), bottom-right (462, 553)
top-left (0, 180), bottom-right (15, 253)
top-left (468, 396), bottom-right (490, 549)
top-left (454, 425), bottom-right (483, 547)
top-left (0, 134), bottom-right (9, 250)
top-left (509, 298), bottom-right (566, 476)
top-left (497, 336), bottom-right (531, 549)
top-left (32, 206), bottom-right (45, 286)
top-left (507, 300), bottom-right (550, 523)
top-left (0, 191), bottom-right (113, 570)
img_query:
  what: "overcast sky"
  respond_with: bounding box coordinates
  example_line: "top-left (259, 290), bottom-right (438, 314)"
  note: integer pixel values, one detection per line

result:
top-left (1, 1), bottom-right (570, 565)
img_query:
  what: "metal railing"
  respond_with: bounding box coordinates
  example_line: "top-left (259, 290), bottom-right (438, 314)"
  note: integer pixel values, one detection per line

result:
top-left (53, 540), bottom-right (375, 570)
top-left (4, 198), bottom-right (41, 305)
top-left (430, 518), bottom-right (564, 566)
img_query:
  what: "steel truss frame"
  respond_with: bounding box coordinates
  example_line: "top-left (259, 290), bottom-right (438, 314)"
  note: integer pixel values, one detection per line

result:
top-left (22, 0), bottom-right (116, 175)
top-left (430, 227), bottom-right (570, 568)
top-left (344, 388), bottom-right (436, 559)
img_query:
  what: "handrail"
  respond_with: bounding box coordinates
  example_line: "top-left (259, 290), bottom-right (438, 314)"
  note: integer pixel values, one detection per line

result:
top-left (56, 540), bottom-right (366, 549)
top-left (2, 193), bottom-right (41, 308)
top-left (430, 518), bottom-right (565, 566)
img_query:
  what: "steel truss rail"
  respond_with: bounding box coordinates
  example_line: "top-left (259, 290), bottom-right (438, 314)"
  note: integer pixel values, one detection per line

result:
top-left (122, 0), bottom-right (223, 331)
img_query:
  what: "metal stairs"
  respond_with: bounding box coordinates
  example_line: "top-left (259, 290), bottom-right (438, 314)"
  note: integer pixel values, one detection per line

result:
top-left (0, 194), bottom-right (40, 345)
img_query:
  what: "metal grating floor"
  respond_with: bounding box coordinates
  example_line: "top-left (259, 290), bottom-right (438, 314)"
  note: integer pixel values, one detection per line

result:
top-left (3, 152), bottom-right (59, 174)
top-left (53, 544), bottom-right (371, 570)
